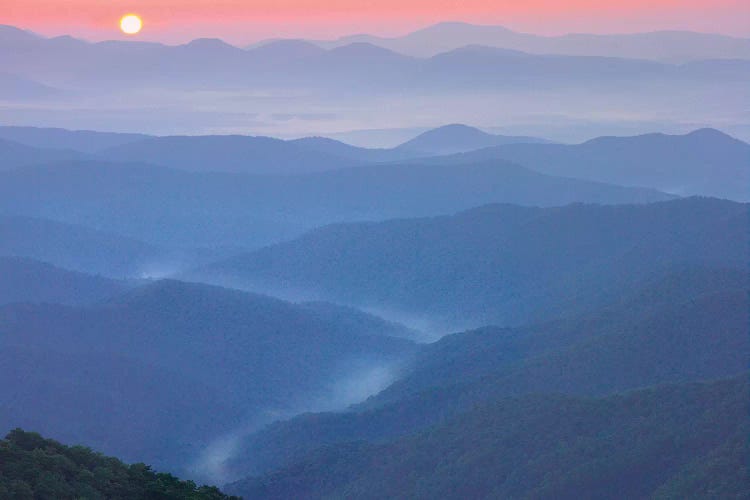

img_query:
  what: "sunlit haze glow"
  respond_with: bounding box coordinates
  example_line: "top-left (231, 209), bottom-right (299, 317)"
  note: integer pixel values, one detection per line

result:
top-left (2, 0), bottom-right (749, 43)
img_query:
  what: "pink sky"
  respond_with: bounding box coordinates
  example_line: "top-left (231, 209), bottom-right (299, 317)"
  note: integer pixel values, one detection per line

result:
top-left (2, 0), bottom-right (748, 43)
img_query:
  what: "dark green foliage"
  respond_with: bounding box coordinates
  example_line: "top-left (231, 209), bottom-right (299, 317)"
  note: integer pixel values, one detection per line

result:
top-left (0, 429), bottom-right (239, 499)
top-left (229, 377), bottom-right (750, 499)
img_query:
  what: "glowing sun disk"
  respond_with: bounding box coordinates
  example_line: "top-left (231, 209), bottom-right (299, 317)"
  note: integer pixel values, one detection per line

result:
top-left (120, 14), bottom-right (143, 35)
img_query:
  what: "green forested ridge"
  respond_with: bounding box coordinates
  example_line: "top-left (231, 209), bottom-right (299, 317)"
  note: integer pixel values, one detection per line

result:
top-left (229, 376), bottom-right (750, 499)
top-left (0, 429), bottom-right (239, 499)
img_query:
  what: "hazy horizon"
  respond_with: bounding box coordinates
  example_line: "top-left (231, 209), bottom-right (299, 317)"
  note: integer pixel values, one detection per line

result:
top-left (3, 19), bottom-right (749, 47)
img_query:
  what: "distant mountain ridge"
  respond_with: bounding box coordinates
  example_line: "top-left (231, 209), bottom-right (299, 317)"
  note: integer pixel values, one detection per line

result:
top-left (6, 23), bottom-right (748, 63)
top-left (0, 256), bottom-right (125, 306)
top-left (309, 21), bottom-right (750, 61)
top-left (0, 126), bottom-right (150, 153)
top-left (396, 124), bottom-right (550, 154)
top-left (205, 197), bottom-right (747, 330)
top-left (97, 135), bottom-right (366, 174)
top-left (429, 128), bottom-right (750, 201)
top-left (1, 23), bottom-right (745, 143)
top-left (0, 137), bottom-right (83, 171)
top-left (1, 126), bottom-right (743, 201)
top-left (0, 158), bottom-right (670, 249)
top-left (1, 25), bottom-right (747, 92)
top-left (0, 124), bottom-right (548, 170)
top-left (0, 214), bottom-right (161, 277)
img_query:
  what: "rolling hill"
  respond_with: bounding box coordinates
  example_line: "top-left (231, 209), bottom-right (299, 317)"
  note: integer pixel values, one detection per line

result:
top-left (0, 279), bottom-right (415, 476)
top-left (205, 197), bottom-right (746, 330)
top-left (97, 135), bottom-right (365, 174)
top-left (0, 215), bottom-right (163, 277)
top-left (0, 256), bottom-right (125, 306)
top-left (228, 376), bottom-right (748, 499)
top-left (395, 124), bottom-right (549, 155)
top-left (0, 429), bottom-right (237, 499)
top-left (311, 22), bottom-right (750, 62)
top-left (224, 267), bottom-right (749, 479)
top-left (0, 125), bottom-right (150, 153)
top-left (432, 128), bottom-right (750, 201)
top-left (0, 160), bottom-right (670, 248)
top-left (0, 124), bottom-right (548, 171)
top-left (0, 137), bottom-right (83, 171)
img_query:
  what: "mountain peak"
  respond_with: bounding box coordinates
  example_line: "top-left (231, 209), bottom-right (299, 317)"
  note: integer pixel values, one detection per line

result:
top-left (686, 128), bottom-right (737, 141)
top-left (248, 39), bottom-right (326, 58)
top-left (182, 37), bottom-right (241, 52)
top-left (419, 123), bottom-right (492, 139)
top-left (47, 35), bottom-right (89, 46)
top-left (397, 124), bottom-right (547, 154)
top-left (583, 128), bottom-right (746, 147)
top-left (0, 24), bottom-right (42, 42)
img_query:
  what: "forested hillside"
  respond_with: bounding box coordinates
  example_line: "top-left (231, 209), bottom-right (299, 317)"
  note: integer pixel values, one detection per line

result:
top-left (224, 268), bottom-right (749, 479)
top-left (0, 429), bottom-right (237, 499)
top-left (229, 376), bottom-right (749, 499)
top-left (208, 197), bottom-right (747, 330)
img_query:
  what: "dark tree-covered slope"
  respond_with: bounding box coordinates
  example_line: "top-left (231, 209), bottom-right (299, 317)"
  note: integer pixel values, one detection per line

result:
top-left (225, 267), bottom-right (748, 478)
top-left (0, 280), bottom-right (415, 475)
top-left (228, 376), bottom-right (749, 499)
top-left (0, 429), bottom-right (237, 499)
top-left (208, 197), bottom-right (747, 329)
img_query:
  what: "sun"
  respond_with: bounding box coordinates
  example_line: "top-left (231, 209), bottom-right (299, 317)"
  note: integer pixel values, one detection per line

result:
top-left (120, 14), bottom-right (143, 35)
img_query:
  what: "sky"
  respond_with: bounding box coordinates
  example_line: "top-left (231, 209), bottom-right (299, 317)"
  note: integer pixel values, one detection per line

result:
top-left (1, 0), bottom-right (748, 44)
